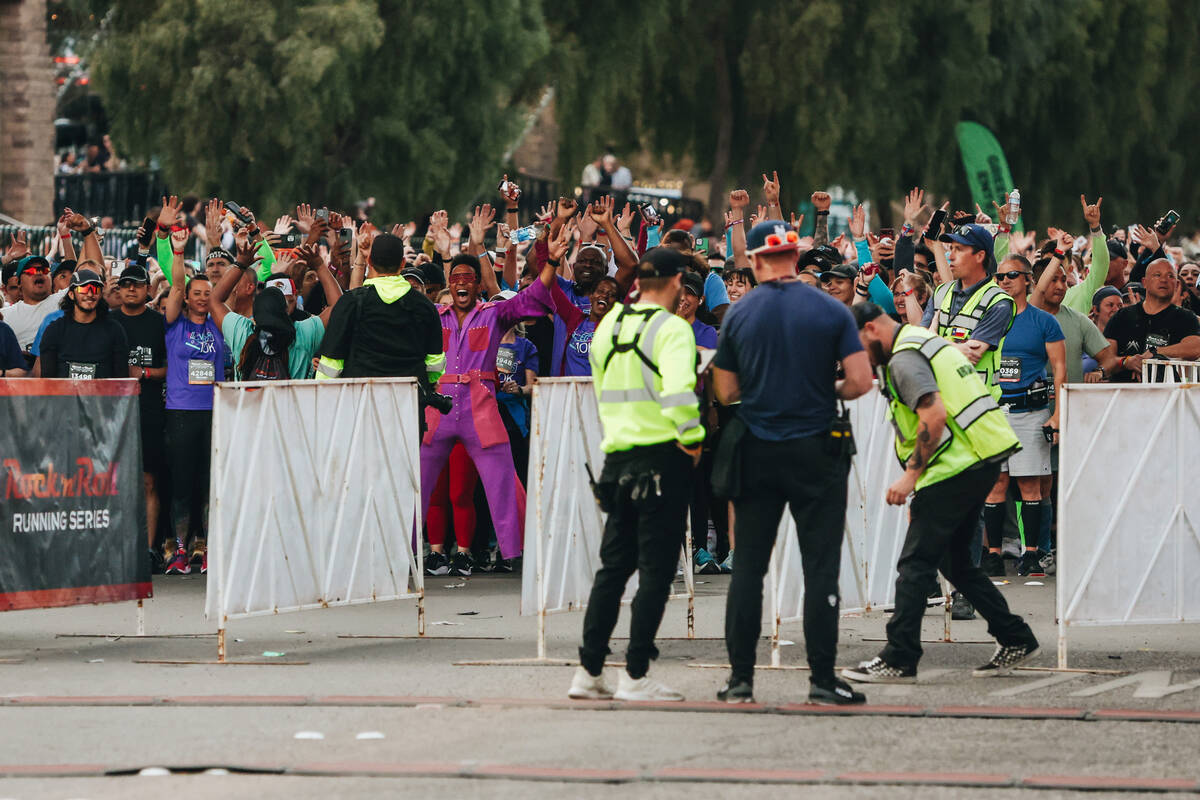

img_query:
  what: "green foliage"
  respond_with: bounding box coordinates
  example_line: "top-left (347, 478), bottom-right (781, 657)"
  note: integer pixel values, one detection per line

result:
top-left (90, 0), bottom-right (550, 221)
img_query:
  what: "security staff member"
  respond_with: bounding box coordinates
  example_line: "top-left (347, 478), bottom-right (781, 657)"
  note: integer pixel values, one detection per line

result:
top-left (318, 233), bottom-right (444, 385)
top-left (711, 220), bottom-right (873, 706)
top-left (923, 224), bottom-right (1015, 399)
top-left (843, 305), bottom-right (1039, 684)
top-left (568, 247), bottom-right (703, 704)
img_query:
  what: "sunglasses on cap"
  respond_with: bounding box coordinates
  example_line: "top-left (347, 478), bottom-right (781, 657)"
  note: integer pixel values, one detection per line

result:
top-left (764, 230), bottom-right (800, 248)
top-left (996, 270), bottom-right (1030, 281)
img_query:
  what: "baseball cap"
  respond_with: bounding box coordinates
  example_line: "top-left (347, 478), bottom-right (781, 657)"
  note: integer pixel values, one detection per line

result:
top-left (401, 266), bottom-right (426, 286)
top-left (682, 271), bottom-right (704, 296)
top-left (264, 275), bottom-right (295, 297)
top-left (938, 223), bottom-right (994, 256)
top-left (1106, 239), bottom-right (1128, 260)
top-left (798, 244), bottom-right (840, 271)
top-left (118, 264), bottom-right (150, 284)
top-left (495, 290), bottom-right (518, 301)
top-left (1, 262), bottom-right (17, 284)
top-left (206, 247), bottom-right (235, 264)
top-left (1091, 286), bottom-right (1122, 308)
top-left (636, 247), bottom-right (689, 278)
top-left (70, 268), bottom-right (103, 288)
top-left (17, 255), bottom-right (51, 274)
top-left (746, 221), bottom-right (801, 255)
top-left (52, 258), bottom-right (77, 277)
top-left (820, 264), bottom-right (859, 281)
top-left (421, 262), bottom-right (445, 287)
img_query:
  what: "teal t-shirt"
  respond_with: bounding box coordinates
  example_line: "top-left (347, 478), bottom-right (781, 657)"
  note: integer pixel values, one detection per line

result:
top-left (221, 312), bottom-right (324, 380)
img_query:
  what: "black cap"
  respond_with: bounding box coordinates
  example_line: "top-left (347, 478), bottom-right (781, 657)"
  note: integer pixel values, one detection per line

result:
top-left (52, 258), bottom-right (77, 277)
top-left (682, 271), bottom-right (704, 296)
top-left (70, 267), bottom-right (103, 288)
top-left (421, 262), bottom-right (445, 287)
top-left (637, 246), bottom-right (689, 278)
top-left (1107, 239), bottom-right (1128, 260)
top-left (401, 266), bottom-right (426, 286)
top-left (851, 302), bottom-right (886, 329)
top-left (820, 264), bottom-right (859, 281)
top-left (798, 244), bottom-right (841, 270)
top-left (118, 264), bottom-right (150, 284)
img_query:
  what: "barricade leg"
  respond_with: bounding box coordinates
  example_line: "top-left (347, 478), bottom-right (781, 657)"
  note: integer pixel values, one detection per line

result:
top-left (217, 627), bottom-right (226, 663)
top-left (137, 600), bottom-right (145, 637)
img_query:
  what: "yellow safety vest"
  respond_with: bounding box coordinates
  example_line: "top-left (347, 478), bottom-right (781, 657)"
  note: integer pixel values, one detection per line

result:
top-left (883, 325), bottom-right (1020, 491)
top-left (590, 303), bottom-right (704, 453)
top-left (931, 279), bottom-right (1014, 400)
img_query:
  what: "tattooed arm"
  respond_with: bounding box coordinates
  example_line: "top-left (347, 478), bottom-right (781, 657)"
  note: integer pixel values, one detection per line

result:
top-left (885, 391), bottom-right (946, 505)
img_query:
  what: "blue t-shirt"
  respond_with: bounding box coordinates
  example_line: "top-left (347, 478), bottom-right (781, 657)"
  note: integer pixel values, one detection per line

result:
top-left (0, 321), bottom-right (26, 371)
top-left (30, 309), bottom-right (64, 357)
top-left (714, 280), bottom-right (863, 441)
top-left (164, 315), bottom-right (226, 411)
top-left (551, 276), bottom-right (591, 377)
top-left (998, 304), bottom-right (1064, 400)
top-left (564, 318), bottom-right (597, 376)
top-left (704, 272), bottom-right (729, 311)
top-left (496, 336), bottom-right (539, 436)
top-left (692, 318), bottom-right (718, 349)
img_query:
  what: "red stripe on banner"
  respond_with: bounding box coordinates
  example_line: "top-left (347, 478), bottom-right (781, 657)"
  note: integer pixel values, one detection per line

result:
top-left (0, 581), bottom-right (152, 611)
top-left (0, 378), bottom-right (140, 397)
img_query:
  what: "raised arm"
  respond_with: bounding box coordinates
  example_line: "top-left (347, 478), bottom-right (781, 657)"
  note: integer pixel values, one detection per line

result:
top-left (811, 192), bottom-right (831, 246)
top-left (307, 243), bottom-right (344, 326)
top-left (467, 204), bottom-right (500, 298)
top-left (729, 190), bottom-right (750, 270)
top-left (762, 171), bottom-right (783, 221)
top-left (591, 196), bottom-right (638, 293)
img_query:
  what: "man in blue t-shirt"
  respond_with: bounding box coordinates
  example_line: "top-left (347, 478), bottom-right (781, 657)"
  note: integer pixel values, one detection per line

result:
top-left (980, 256), bottom-right (1066, 579)
top-left (711, 220), bottom-right (873, 706)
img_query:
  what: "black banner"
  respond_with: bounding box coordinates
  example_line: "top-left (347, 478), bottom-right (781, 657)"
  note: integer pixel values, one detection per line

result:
top-left (0, 379), bottom-right (151, 611)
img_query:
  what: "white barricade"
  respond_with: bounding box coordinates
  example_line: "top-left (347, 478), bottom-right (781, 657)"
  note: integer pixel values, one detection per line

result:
top-left (206, 379), bottom-right (425, 659)
top-left (519, 379), bottom-right (693, 659)
top-left (1058, 384), bottom-right (1200, 667)
top-left (1142, 358), bottom-right (1200, 384)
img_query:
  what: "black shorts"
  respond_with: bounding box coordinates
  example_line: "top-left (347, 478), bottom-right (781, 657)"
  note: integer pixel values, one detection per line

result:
top-left (141, 410), bottom-right (167, 474)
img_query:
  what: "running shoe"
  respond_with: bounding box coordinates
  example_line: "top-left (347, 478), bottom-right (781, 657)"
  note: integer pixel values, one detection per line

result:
top-left (981, 551), bottom-right (1006, 577)
top-left (950, 591), bottom-right (976, 620)
top-left (693, 548), bottom-right (721, 575)
top-left (809, 677), bottom-right (866, 705)
top-left (719, 550), bottom-right (734, 574)
top-left (451, 550), bottom-right (473, 577)
top-left (614, 672), bottom-right (684, 702)
top-left (190, 537), bottom-right (206, 566)
top-left (1017, 550), bottom-right (1044, 577)
top-left (716, 677), bottom-right (755, 704)
top-left (424, 551), bottom-right (450, 576)
top-left (1038, 550), bottom-right (1056, 575)
top-left (568, 667), bottom-right (614, 700)
top-left (165, 548), bottom-right (191, 575)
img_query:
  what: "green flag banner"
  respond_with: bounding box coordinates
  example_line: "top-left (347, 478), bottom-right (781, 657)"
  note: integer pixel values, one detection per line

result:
top-left (955, 122), bottom-right (1023, 233)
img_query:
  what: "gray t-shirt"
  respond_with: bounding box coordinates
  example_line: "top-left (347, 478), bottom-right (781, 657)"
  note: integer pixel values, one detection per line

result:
top-left (1052, 305), bottom-right (1108, 383)
top-left (887, 350), bottom-right (939, 410)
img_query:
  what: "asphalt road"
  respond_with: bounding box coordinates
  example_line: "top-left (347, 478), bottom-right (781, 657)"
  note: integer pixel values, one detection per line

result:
top-left (1, 571), bottom-right (1197, 798)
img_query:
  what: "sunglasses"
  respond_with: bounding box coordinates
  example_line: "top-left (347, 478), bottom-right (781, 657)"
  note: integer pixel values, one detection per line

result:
top-left (73, 283), bottom-right (102, 295)
top-left (117, 279), bottom-right (145, 289)
top-left (764, 230), bottom-right (800, 248)
top-left (448, 274), bottom-right (476, 286)
top-left (996, 270), bottom-right (1030, 281)
top-left (22, 266), bottom-right (50, 276)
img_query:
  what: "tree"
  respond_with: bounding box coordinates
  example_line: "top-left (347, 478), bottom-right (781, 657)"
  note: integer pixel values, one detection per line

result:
top-left (90, 0), bottom-right (551, 221)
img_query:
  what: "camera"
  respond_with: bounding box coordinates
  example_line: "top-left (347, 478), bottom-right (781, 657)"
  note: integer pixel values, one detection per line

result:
top-left (418, 380), bottom-right (453, 414)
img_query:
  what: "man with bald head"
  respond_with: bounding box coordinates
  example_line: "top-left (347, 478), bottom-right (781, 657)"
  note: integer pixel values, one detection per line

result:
top-left (1103, 258), bottom-right (1200, 381)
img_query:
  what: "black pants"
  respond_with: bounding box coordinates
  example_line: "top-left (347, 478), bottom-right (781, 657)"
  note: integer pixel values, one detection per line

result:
top-left (724, 432), bottom-right (850, 683)
top-left (579, 443), bottom-right (691, 679)
top-left (881, 462), bottom-right (1037, 667)
top-left (165, 409), bottom-right (212, 546)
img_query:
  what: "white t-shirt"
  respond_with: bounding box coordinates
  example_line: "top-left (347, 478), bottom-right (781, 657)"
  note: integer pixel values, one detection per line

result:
top-left (2, 288), bottom-right (68, 351)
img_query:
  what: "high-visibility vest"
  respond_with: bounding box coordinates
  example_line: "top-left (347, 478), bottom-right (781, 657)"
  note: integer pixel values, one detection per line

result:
top-left (931, 279), bottom-right (1014, 400)
top-left (883, 325), bottom-right (1020, 491)
top-left (590, 303), bottom-right (704, 453)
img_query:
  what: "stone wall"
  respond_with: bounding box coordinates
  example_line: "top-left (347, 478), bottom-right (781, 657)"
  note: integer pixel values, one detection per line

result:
top-left (0, 0), bottom-right (56, 224)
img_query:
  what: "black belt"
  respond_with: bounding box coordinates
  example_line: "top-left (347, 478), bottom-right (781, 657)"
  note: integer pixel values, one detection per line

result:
top-left (1001, 385), bottom-right (1049, 412)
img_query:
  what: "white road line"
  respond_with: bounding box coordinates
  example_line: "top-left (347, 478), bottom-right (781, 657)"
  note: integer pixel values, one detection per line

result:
top-left (1070, 670), bottom-right (1200, 699)
top-left (989, 672), bottom-right (1080, 696)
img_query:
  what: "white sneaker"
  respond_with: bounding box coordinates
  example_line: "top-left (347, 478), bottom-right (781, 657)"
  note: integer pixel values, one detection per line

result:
top-left (614, 671), bottom-right (684, 702)
top-left (567, 667), bottom-right (614, 700)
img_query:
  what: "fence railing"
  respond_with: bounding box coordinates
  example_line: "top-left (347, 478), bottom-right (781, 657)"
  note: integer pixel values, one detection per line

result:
top-left (54, 170), bottom-right (169, 226)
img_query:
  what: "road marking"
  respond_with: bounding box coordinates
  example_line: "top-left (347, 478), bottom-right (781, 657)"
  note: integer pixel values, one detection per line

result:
top-left (1070, 670), bottom-right (1200, 699)
top-left (990, 673), bottom-right (1080, 696)
top-left (880, 669), bottom-right (953, 695)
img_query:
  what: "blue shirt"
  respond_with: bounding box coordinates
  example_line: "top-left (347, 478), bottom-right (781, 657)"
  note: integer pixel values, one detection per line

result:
top-left (714, 280), bottom-right (863, 441)
top-left (692, 318), bottom-right (717, 349)
top-left (30, 309), bottom-right (64, 357)
top-left (704, 272), bottom-right (729, 311)
top-left (998, 304), bottom-right (1063, 398)
top-left (551, 276), bottom-right (590, 376)
top-left (564, 318), bottom-right (597, 376)
top-left (496, 336), bottom-right (539, 436)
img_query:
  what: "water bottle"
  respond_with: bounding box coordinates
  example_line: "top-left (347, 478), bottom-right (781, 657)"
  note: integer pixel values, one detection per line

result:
top-left (1006, 189), bottom-right (1020, 223)
top-left (511, 224), bottom-right (541, 244)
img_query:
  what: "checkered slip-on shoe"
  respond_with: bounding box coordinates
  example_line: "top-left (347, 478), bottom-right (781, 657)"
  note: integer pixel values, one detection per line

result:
top-left (972, 642), bottom-right (1039, 677)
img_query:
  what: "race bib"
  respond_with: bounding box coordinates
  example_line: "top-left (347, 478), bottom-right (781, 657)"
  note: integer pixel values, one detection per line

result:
top-left (188, 359), bottom-right (216, 385)
top-left (68, 362), bottom-right (97, 380)
top-left (997, 357), bottom-right (1022, 383)
top-left (495, 346), bottom-right (517, 375)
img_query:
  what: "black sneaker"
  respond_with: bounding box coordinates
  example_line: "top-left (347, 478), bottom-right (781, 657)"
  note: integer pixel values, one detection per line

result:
top-left (950, 591), bottom-right (976, 620)
top-left (149, 548), bottom-right (165, 575)
top-left (981, 551), bottom-right (1006, 577)
top-left (716, 678), bottom-right (755, 704)
top-left (1017, 551), bottom-right (1044, 577)
top-left (809, 677), bottom-right (866, 705)
top-left (424, 551), bottom-right (451, 576)
top-left (841, 656), bottom-right (917, 684)
top-left (451, 550), bottom-right (473, 577)
top-left (973, 641), bottom-right (1039, 677)
top-left (492, 556), bottom-right (515, 573)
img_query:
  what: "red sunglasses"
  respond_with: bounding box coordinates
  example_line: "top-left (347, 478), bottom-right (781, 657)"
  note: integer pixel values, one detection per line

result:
top-left (764, 230), bottom-right (800, 248)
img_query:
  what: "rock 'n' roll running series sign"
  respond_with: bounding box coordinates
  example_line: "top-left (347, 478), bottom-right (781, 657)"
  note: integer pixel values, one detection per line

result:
top-left (0, 379), bottom-right (151, 611)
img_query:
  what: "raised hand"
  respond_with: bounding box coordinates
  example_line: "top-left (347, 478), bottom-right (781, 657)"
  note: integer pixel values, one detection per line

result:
top-left (170, 227), bottom-right (189, 252)
top-left (273, 215), bottom-right (294, 234)
top-left (549, 218), bottom-right (576, 262)
top-left (469, 204), bottom-right (497, 245)
top-left (1080, 194), bottom-right (1103, 230)
top-left (356, 223), bottom-right (377, 261)
top-left (1055, 229), bottom-right (1074, 254)
top-left (498, 173), bottom-right (522, 205)
top-left (755, 204), bottom-right (768, 223)
top-left (1130, 224), bottom-right (1161, 254)
top-left (4, 229), bottom-right (30, 262)
top-left (536, 201), bottom-right (555, 223)
top-left (428, 210), bottom-right (451, 254)
top-left (789, 211), bottom-right (805, 230)
top-left (296, 242), bottom-right (323, 270)
top-left (274, 249), bottom-right (297, 278)
top-left (830, 232), bottom-right (848, 254)
top-left (903, 187), bottom-right (925, 226)
top-left (729, 189), bottom-right (749, 211)
top-left (589, 195), bottom-right (616, 227)
top-left (295, 203), bottom-right (315, 234)
top-left (974, 203), bottom-right (993, 225)
top-left (992, 194), bottom-right (1021, 227)
top-left (762, 170), bottom-right (781, 206)
top-left (56, 210), bottom-right (72, 238)
top-left (556, 197), bottom-right (578, 220)
top-left (811, 191), bottom-right (832, 213)
top-left (848, 204), bottom-right (866, 240)
top-left (724, 209), bottom-right (740, 227)
top-left (156, 195), bottom-right (182, 231)
top-left (616, 202), bottom-right (635, 237)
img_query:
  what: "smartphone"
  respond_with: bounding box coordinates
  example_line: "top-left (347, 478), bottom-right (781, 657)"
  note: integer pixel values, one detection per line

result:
top-left (640, 204), bottom-right (660, 225)
top-left (276, 232), bottom-right (302, 248)
top-left (924, 208), bottom-right (947, 240)
top-left (223, 201), bottom-right (254, 227)
top-left (878, 227), bottom-right (895, 240)
top-left (138, 216), bottom-right (156, 247)
top-left (315, 207), bottom-right (330, 222)
top-left (1156, 210), bottom-right (1180, 235)
top-left (338, 228), bottom-right (353, 245)
top-left (694, 237), bottom-right (708, 255)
